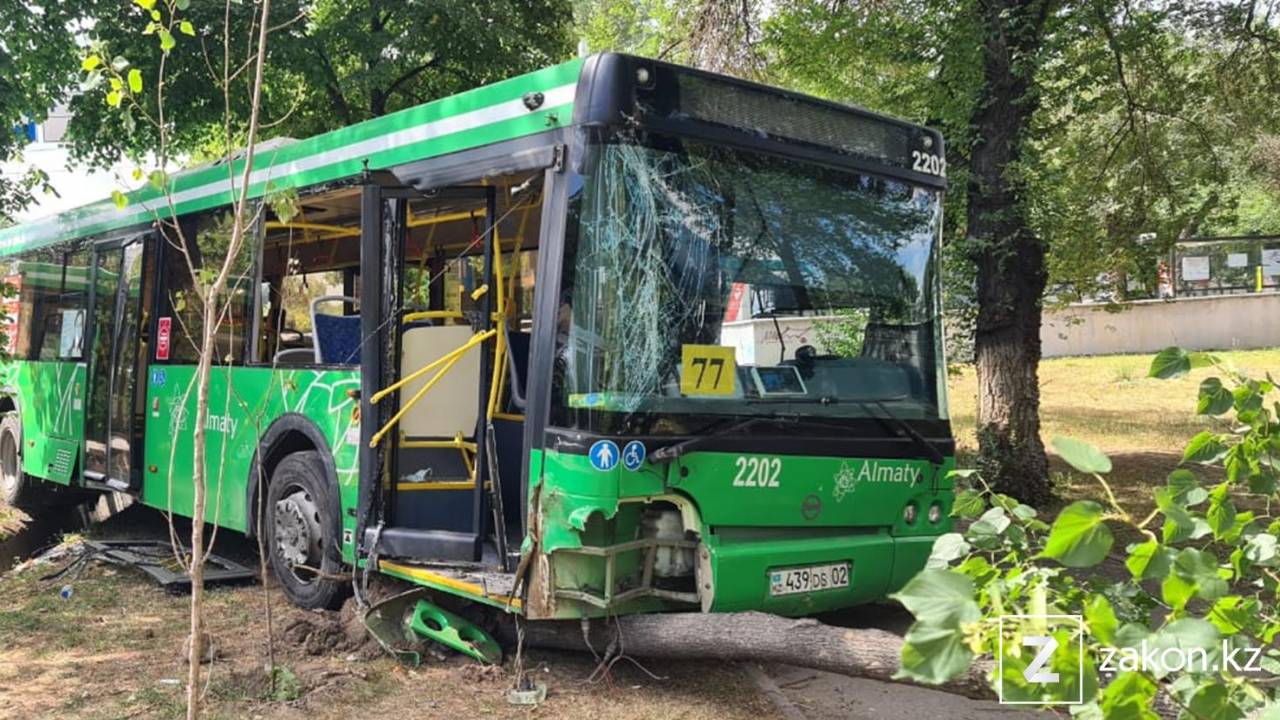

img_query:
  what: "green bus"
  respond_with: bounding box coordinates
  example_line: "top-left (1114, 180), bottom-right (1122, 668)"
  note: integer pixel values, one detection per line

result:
top-left (0, 54), bottom-right (954, 652)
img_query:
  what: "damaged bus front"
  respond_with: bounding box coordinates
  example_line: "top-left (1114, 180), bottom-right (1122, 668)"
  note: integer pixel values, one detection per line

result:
top-left (523, 55), bottom-right (954, 619)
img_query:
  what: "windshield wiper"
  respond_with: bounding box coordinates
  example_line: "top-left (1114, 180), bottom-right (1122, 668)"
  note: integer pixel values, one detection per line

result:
top-left (861, 399), bottom-right (946, 466)
top-left (649, 416), bottom-right (778, 464)
top-left (748, 396), bottom-right (945, 466)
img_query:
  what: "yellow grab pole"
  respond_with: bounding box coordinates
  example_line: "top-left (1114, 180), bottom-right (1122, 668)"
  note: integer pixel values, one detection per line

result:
top-left (370, 329), bottom-right (496, 405)
top-left (369, 350), bottom-right (467, 448)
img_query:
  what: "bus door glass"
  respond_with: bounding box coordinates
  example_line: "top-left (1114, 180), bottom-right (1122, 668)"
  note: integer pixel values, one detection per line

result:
top-left (84, 237), bottom-right (146, 490)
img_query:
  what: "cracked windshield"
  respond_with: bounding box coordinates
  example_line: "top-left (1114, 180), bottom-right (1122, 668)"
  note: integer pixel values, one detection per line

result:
top-left (553, 137), bottom-right (947, 435)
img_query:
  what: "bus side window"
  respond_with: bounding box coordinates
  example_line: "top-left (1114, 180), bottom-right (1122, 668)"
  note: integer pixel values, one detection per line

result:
top-left (3, 247), bottom-right (91, 362)
top-left (155, 213), bottom-right (256, 365)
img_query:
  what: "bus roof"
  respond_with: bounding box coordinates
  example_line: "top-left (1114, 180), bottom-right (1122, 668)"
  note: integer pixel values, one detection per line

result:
top-left (0, 58), bottom-right (584, 258)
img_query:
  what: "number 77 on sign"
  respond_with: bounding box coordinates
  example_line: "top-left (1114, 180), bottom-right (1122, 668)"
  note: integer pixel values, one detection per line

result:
top-left (680, 344), bottom-right (737, 396)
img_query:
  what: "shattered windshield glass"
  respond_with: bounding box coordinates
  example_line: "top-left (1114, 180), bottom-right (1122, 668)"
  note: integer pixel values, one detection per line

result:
top-left (551, 136), bottom-right (947, 436)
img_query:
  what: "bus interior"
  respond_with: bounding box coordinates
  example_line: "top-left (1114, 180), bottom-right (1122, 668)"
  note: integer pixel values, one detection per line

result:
top-left (257, 170), bottom-right (544, 582)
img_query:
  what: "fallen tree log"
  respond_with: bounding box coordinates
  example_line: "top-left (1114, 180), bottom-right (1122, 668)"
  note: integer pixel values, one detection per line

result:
top-left (507, 611), bottom-right (996, 701)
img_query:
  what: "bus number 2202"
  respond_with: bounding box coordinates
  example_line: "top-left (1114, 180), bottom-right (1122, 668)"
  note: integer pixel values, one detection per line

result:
top-left (733, 457), bottom-right (781, 488)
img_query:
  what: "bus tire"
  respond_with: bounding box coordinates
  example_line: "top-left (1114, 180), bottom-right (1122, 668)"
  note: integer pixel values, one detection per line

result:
top-left (264, 450), bottom-right (348, 610)
top-left (0, 413), bottom-right (27, 507)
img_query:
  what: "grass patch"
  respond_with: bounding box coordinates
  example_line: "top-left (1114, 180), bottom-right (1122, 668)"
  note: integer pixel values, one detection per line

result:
top-left (948, 348), bottom-right (1280, 455)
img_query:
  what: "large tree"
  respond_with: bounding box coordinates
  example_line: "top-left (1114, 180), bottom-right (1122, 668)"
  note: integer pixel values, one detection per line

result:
top-left (581, 0), bottom-right (1280, 501)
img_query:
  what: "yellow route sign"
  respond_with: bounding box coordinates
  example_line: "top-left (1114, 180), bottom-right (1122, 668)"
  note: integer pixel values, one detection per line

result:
top-left (680, 344), bottom-right (736, 396)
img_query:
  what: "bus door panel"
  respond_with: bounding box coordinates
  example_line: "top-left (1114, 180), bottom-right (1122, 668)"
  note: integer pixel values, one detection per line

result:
top-left (83, 236), bottom-right (147, 491)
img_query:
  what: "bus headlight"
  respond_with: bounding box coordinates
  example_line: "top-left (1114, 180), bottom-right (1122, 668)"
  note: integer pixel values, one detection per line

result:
top-left (903, 503), bottom-right (917, 525)
top-left (927, 502), bottom-right (943, 524)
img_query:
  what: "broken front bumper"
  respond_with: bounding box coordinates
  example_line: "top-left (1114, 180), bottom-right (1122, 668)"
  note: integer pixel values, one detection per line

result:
top-left (701, 528), bottom-right (937, 615)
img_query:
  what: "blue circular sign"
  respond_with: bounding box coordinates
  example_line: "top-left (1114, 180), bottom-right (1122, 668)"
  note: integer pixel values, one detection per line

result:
top-left (622, 441), bottom-right (646, 471)
top-left (588, 440), bottom-right (620, 471)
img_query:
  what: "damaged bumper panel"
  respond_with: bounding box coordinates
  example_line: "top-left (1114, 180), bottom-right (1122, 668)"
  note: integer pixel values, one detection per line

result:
top-left (703, 530), bottom-right (936, 616)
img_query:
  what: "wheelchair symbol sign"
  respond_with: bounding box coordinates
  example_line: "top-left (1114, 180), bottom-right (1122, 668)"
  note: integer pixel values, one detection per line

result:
top-left (622, 441), bottom-right (646, 471)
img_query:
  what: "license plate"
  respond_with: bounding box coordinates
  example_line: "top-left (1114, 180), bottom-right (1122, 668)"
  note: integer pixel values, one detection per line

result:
top-left (769, 562), bottom-right (850, 596)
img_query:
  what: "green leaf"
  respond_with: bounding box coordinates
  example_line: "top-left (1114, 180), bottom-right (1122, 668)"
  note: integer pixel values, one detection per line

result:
top-left (1187, 683), bottom-right (1243, 720)
top-left (175, 0), bottom-right (190, 9)
top-left (897, 621), bottom-right (975, 684)
top-left (890, 569), bottom-right (981, 628)
top-left (81, 54), bottom-right (101, 71)
top-left (1148, 620), bottom-right (1220, 679)
top-left (1150, 347), bottom-right (1192, 379)
top-left (105, 90), bottom-right (122, 108)
top-left (1149, 347), bottom-right (1217, 379)
top-left (1084, 594), bottom-right (1118, 644)
top-left (1207, 491), bottom-right (1237, 540)
top-left (1171, 547), bottom-right (1229, 602)
top-left (1167, 469), bottom-right (1208, 506)
top-left (1183, 431), bottom-right (1228, 464)
top-left (1041, 501), bottom-right (1113, 567)
top-left (951, 488), bottom-right (984, 518)
top-left (1233, 384), bottom-right (1263, 414)
top-left (1052, 436), bottom-right (1112, 474)
top-left (110, 190), bottom-right (128, 209)
top-left (1125, 540), bottom-right (1172, 581)
top-left (926, 533), bottom-right (970, 569)
top-left (1207, 596), bottom-right (1251, 635)
top-left (1098, 672), bottom-right (1158, 720)
top-left (970, 506), bottom-right (1010, 535)
top-left (179, 20), bottom-right (196, 36)
top-left (133, 0), bottom-right (157, 9)
top-left (158, 29), bottom-right (176, 52)
top-left (1244, 533), bottom-right (1278, 567)
top-left (127, 68), bottom-right (143, 94)
top-left (1197, 377), bottom-right (1234, 415)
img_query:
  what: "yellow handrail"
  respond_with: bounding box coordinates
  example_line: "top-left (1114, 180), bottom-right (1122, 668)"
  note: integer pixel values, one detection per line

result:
top-left (370, 328), bottom-right (496, 405)
top-left (402, 309), bottom-right (465, 323)
top-left (264, 221), bottom-right (360, 238)
top-left (406, 208), bottom-right (484, 228)
top-left (369, 350), bottom-right (467, 448)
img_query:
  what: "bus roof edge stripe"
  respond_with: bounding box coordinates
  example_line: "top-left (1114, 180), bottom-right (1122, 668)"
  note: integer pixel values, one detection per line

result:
top-left (0, 58), bottom-right (584, 257)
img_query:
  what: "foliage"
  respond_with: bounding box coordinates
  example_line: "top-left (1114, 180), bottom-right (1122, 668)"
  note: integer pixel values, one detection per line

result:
top-left (762, 1), bottom-right (1280, 302)
top-left (54, 0), bottom-right (573, 166)
top-left (898, 348), bottom-right (1280, 717)
top-left (0, 2), bottom-right (106, 221)
top-left (811, 309), bottom-right (869, 357)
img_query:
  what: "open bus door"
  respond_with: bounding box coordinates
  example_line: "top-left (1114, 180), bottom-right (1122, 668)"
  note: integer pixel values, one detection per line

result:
top-left (357, 171), bottom-right (537, 577)
top-left (83, 233), bottom-right (150, 492)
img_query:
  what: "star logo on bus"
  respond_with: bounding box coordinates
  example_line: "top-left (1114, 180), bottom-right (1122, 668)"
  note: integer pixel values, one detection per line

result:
top-left (832, 461), bottom-right (858, 502)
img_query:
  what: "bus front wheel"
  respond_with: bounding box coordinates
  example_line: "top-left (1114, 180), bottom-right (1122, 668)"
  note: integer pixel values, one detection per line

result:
top-left (0, 414), bottom-right (27, 507)
top-left (264, 451), bottom-right (348, 610)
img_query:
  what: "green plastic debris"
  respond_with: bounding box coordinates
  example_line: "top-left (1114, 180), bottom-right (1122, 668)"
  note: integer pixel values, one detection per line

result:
top-left (407, 598), bottom-right (502, 664)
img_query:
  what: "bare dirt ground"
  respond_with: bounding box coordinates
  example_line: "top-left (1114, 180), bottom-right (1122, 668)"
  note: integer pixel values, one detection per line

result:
top-left (0, 505), bottom-right (1031, 720)
top-left (9, 348), bottom-right (1255, 719)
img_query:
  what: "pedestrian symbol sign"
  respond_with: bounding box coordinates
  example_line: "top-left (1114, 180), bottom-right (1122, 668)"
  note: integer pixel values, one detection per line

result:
top-left (622, 441), bottom-right (646, 471)
top-left (589, 440), bottom-right (620, 471)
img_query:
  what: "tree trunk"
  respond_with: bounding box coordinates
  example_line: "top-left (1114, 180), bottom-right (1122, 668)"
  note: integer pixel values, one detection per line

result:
top-left (510, 612), bottom-right (995, 701)
top-left (966, 0), bottom-right (1055, 505)
top-left (185, 3), bottom-right (273, 716)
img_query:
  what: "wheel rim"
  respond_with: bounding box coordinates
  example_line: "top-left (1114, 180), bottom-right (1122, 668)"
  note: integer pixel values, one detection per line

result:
top-left (273, 484), bottom-right (323, 583)
top-left (0, 430), bottom-right (19, 499)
